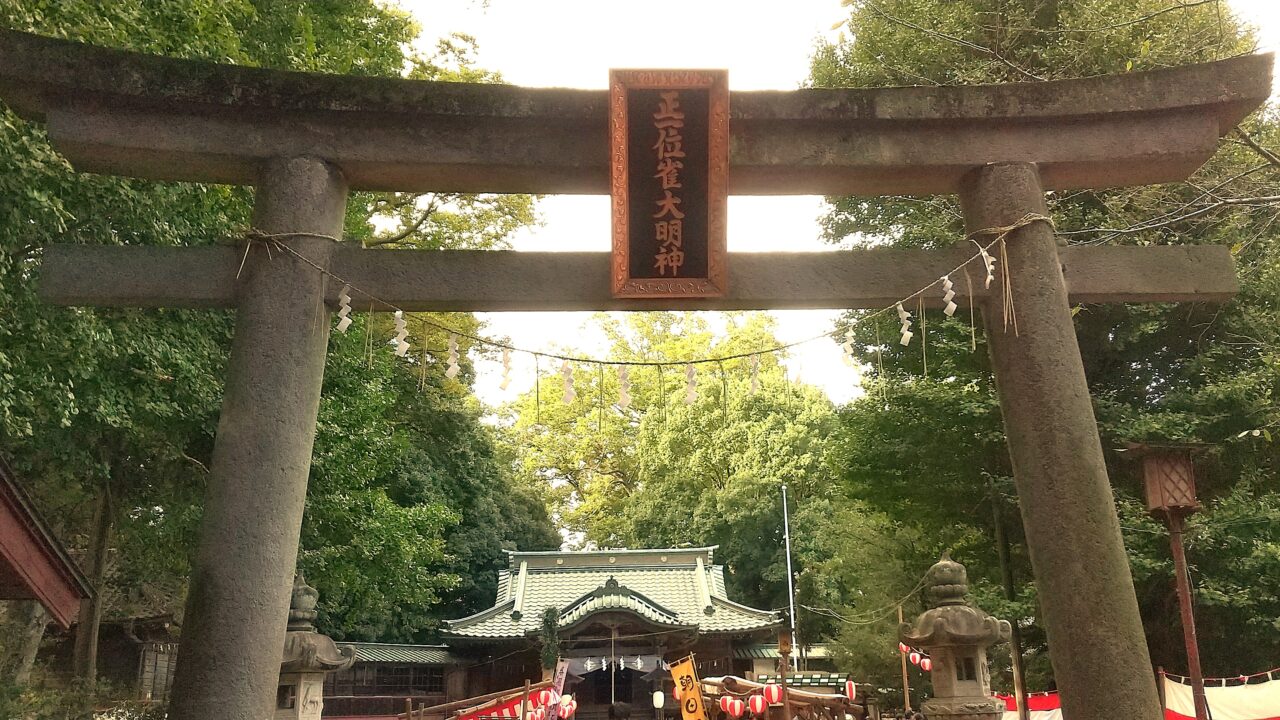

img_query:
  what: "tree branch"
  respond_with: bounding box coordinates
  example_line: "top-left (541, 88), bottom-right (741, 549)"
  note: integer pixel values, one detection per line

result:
top-left (1062, 194), bottom-right (1280, 240)
top-left (984, 0), bottom-right (1222, 35)
top-left (862, 0), bottom-right (1046, 81)
top-left (1233, 129), bottom-right (1280, 169)
top-left (366, 197), bottom-right (439, 247)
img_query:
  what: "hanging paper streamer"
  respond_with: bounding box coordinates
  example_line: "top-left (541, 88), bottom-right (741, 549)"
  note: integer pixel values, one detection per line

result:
top-left (259, 229), bottom-right (1019, 394)
top-left (940, 275), bottom-right (957, 317)
top-left (841, 330), bottom-right (856, 367)
top-left (561, 360), bottom-right (576, 403)
top-left (684, 364), bottom-right (697, 404)
top-left (445, 334), bottom-right (460, 379)
top-left (896, 302), bottom-right (913, 346)
top-left (618, 366), bottom-right (631, 409)
top-left (978, 244), bottom-right (997, 289)
top-left (392, 310), bottom-right (410, 356)
top-left (500, 348), bottom-right (512, 390)
top-left (336, 284), bottom-right (353, 333)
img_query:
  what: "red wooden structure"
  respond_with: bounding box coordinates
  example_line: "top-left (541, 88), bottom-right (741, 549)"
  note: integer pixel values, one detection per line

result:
top-left (0, 455), bottom-right (91, 628)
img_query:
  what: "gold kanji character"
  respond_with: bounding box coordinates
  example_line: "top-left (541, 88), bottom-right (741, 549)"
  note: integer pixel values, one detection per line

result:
top-left (653, 189), bottom-right (685, 220)
top-left (654, 157), bottom-right (683, 189)
top-left (654, 91), bottom-right (685, 125)
top-left (653, 126), bottom-right (685, 160)
top-left (655, 219), bottom-right (683, 248)
top-left (655, 248), bottom-right (686, 277)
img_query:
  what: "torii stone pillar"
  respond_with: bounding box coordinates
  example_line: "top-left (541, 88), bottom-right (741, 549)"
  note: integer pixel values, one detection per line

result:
top-left (168, 158), bottom-right (346, 720)
top-left (961, 163), bottom-right (1161, 720)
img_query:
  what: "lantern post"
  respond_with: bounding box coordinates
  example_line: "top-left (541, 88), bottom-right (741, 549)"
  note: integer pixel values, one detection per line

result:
top-left (1121, 442), bottom-right (1210, 720)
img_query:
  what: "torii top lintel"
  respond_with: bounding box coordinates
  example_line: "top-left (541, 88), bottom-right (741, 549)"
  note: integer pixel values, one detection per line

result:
top-left (0, 30), bottom-right (1271, 196)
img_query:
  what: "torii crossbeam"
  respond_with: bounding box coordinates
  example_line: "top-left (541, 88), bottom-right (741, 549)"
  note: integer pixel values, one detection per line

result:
top-left (1, 30), bottom-right (1269, 720)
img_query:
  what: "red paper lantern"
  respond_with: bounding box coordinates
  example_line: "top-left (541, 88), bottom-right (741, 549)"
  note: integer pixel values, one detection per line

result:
top-left (762, 684), bottom-right (783, 705)
top-left (728, 698), bottom-right (745, 718)
top-left (909, 651), bottom-right (921, 665)
top-left (534, 708), bottom-right (546, 720)
top-left (748, 696), bottom-right (767, 715)
top-left (563, 700), bottom-right (578, 718)
top-left (920, 658), bottom-right (933, 672)
top-left (898, 642), bottom-right (909, 654)
top-left (719, 696), bottom-right (733, 713)
top-left (844, 680), bottom-right (856, 702)
top-left (539, 689), bottom-right (560, 708)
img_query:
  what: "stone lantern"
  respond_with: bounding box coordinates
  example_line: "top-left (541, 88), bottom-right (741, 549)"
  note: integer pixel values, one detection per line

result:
top-left (899, 555), bottom-right (1010, 720)
top-left (275, 573), bottom-right (356, 720)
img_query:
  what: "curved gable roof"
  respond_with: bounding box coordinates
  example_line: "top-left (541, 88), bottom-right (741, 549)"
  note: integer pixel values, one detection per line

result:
top-left (557, 578), bottom-right (684, 631)
top-left (444, 548), bottom-right (780, 639)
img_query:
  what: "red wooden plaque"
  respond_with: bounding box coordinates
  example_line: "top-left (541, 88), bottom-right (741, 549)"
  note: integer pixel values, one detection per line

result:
top-left (610, 69), bottom-right (728, 298)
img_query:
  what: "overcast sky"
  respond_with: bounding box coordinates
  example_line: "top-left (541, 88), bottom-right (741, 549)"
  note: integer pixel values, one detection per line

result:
top-left (390, 0), bottom-right (1279, 409)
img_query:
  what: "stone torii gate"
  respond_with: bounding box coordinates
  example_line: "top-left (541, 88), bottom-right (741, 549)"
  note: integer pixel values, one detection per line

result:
top-left (0, 29), bottom-right (1269, 720)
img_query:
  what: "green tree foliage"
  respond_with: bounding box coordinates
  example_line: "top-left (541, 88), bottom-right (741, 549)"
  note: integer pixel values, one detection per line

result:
top-left (499, 313), bottom-right (838, 615)
top-left (307, 323), bottom-right (560, 641)
top-left (0, 2), bottom-right (555, 697)
top-left (809, 0), bottom-right (1280, 687)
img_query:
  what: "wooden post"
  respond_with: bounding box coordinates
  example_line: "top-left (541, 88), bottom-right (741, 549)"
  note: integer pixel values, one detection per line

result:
top-left (520, 680), bottom-right (532, 720)
top-left (167, 157), bottom-right (347, 720)
top-left (406, 698), bottom-right (414, 719)
top-left (1167, 514), bottom-right (1210, 720)
top-left (779, 632), bottom-right (795, 720)
top-left (960, 161), bottom-right (1162, 720)
top-left (987, 475), bottom-right (1029, 720)
top-left (897, 606), bottom-right (910, 713)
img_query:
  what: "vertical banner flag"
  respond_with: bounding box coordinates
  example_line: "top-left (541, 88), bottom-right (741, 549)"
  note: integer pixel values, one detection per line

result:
top-left (609, 69), bottom-right (729, 299)
top-left (553, 658), bottom-right (570, 695)
top-left (670, 656), bottom-right (709, 720)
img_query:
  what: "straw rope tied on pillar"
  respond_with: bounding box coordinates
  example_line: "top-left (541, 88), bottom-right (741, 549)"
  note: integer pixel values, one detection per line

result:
top-left (965, 212), bottom-right (1054, 335)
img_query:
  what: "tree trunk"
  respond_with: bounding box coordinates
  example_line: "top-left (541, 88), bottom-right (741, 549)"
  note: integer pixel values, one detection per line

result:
top-left (72, 483), bottom-right (113, 687)
top-left (11, 601), bottom-right (48, 686)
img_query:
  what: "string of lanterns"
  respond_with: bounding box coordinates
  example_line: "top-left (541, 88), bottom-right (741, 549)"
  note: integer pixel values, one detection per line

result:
top-left (898, 641), bottom-right (933, 672)
top-left (256, 217), bottom-right (1050, 405)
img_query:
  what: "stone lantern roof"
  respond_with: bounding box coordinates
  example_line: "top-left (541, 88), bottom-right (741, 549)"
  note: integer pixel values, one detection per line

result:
top-left (900, 554), bottom-right (1011, 648)
top-left (279, 574), bottom-right (355, 674)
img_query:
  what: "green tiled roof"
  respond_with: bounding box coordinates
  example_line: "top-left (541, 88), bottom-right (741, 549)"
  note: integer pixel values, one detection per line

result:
top-left (444, 547), bottom-right (780, 639)
top-left (346, 642), bottom-right (457, 665)
top-left (735, 643), bottom-right (832, 660)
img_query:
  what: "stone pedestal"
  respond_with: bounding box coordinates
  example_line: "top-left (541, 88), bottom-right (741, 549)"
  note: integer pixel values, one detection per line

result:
top-left (275, 574), bottom-right (355, 720)
top-left (900, 556), bottom-right (1009, 720)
